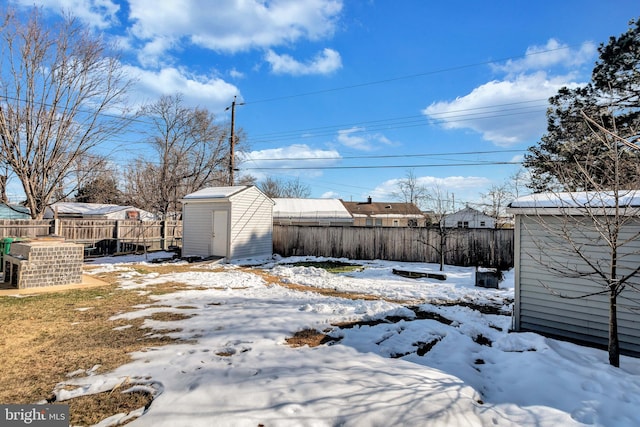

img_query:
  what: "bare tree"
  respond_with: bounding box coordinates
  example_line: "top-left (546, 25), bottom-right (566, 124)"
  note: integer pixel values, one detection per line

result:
top-left (509, 168), bottom-right (530, 199)
top-left (124, 94), bottom-right (230, 218)
top-left (481, 183), bottom-right (513, 225)
top-left (258, 176), bottom-right (311, 198)
top-left (418, 185), bottom-right (455, 271)
top-left (520, 112), bottom-right (640, 367)
top-left (0, 8), bottom-right (132, 218)
top-left (392, 169), bottom-right (428, 207)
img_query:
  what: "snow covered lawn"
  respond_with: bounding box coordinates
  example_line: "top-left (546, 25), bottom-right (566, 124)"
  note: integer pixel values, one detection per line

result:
top-left (68, 254), bottom-right (640, 426)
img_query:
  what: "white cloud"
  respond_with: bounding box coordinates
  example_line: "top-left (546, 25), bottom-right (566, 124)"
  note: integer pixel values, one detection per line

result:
top-left (493, 39), bottom-right (596, 75)
top-left (238, 144), bottom-right (341, 180)
top-left (265, 48), bottom-right (342, 75)
top-left (423, 72), bottom-right (583, 146)
top-left (11, 0), bottom-right (120, 29)
top-left (136, 37), bottom-right (178, 68)
top-left (123, 65), bottom-right (239, 111)
top-left (337, 127), bottom-right (396, 151)
top-left (229, 68), bottom-right (245, 79)
top-left (128, 0), bottom-right (342, 55)
top-left (424, 38), bottom-right (597, 147)
top-left (321, 191), bottom-right (340, 198)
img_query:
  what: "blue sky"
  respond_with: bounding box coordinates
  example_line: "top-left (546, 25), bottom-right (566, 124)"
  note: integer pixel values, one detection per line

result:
top-left (8, 0), bottom-right (638, 208)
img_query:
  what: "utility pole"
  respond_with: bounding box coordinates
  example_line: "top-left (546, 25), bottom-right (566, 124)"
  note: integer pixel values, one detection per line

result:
top-left (226, 96), bottom-right (244, 186)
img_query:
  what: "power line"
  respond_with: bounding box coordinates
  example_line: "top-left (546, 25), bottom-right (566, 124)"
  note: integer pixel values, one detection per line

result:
top-left (245, 102), bottom-right (548, 146)
top-left (248, 98), bottom-right (548, 140)
top-left (243, 46), bottom-right (573, 105)
top-left (243, 161), bottom-right (522, 171)
top-left (241, 149), bottom-right (523, 162)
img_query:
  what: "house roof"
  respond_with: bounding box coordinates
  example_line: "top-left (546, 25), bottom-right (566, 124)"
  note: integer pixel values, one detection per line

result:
top-left (445, 206), bottom-right (494, 219)
top-left (0, 203), bottom-right (30, 219)
top-left (182, 185), bottom-right (252, 200)
top-left (48, 202), bottom-right (149, 216)
top-left (273, 198), bottom-right (353, 221)
top-left (508, 190), bottom-right (640, 210)
top-left (341, 199), bottom-right (424, 218)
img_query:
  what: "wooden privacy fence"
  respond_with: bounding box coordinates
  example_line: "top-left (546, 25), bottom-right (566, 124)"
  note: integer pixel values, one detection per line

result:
top-left (0, 219), bottom-right (182, 255)
top-left (273, 225), bottom-right (514, 268)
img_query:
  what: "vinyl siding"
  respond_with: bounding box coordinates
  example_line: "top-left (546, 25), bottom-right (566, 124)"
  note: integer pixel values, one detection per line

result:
top-left (182, 202), bottom-right (224, 257)
top-left (229, 186), bottom-right (273, 259)
top-left (515, 214), bottom-right (640, 355)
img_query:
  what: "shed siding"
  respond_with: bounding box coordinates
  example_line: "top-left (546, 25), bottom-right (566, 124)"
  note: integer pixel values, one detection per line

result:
top-left (229, 187), bottom-right (273, 259)
top-left (516, 214), bottom-right (640, 354)
top-left (182, 202), bottom-right (220, 257)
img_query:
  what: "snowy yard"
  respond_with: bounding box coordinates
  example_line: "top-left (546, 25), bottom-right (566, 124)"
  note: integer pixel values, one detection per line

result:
top-left (63, 254), bottom-right (640, 426)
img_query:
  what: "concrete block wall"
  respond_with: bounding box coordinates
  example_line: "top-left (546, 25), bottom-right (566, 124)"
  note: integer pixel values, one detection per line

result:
top-left (6, 241), bottom-right (83, 288)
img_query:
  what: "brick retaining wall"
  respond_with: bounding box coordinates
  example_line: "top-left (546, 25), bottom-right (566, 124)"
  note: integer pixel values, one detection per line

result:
top-left (5, 240), bottom-right (83, 288)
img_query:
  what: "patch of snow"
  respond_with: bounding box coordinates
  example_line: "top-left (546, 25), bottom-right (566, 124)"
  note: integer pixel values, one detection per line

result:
top-left (56, 255), bottom-right (640, 426)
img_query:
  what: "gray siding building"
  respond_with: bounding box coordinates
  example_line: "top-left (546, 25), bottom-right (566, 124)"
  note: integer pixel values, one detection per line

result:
top-left (508, 192), bottom-right (640, 355)
top-left (182, 186), bottom-right (274, 261)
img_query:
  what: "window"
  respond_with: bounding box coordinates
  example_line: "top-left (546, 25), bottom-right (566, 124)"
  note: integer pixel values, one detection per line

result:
top-left (480, 221), bottom-right (486, 227)
top-left (457, 221), bottom-right (463, 228)
top-left (365, 218), bottom-right (373, 227)
top-left (375, 219), bottom-right (383, 226)
top-left (463, 221), bottom-right (469, 228)
top-left (393, 220), bottom-right (399, 227)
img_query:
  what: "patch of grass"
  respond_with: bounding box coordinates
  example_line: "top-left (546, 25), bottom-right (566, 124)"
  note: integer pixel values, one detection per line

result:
top-left (285, 329), bottom-right (339, 348)
top-left (0, 266), bottom-right (201, 425)
top-left (248, 268), bottom-right (417, 305)
top-left (66, 390), bottom-right (153, 426)
top-left (288, 261), bottom-right (363, 274)
top-left (149, 312), bottom-right (194, 322)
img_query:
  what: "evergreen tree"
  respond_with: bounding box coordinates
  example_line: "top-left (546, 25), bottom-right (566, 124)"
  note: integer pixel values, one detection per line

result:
top-left (524, 19), bottom-right (640, 191)
top-left (75, 176), bottom-right (123, 204)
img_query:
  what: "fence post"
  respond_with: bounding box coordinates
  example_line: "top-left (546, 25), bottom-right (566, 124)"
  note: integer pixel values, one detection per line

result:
top-left (115, 220), bottom-right (121, 253)
top-left (161, 220), bottom-right (167, 251)
top-left (49, 219), bottom-right (61, 236)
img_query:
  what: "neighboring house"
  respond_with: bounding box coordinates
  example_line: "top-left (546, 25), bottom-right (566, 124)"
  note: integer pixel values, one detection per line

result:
top-left (181, 185), bottom-right (274, 261)
top-left (273, 198), bottom-right (353, 226)
top-left (45, 202), bottom-right (156, 220)
top-left (0, 203), bottom-right (30, 219)
top-left (341, 197), bottom-right (425, 227)
top-left (507, 192), bottom-right (640, 355)
top-left (442, 206), bottom-right (496, 229)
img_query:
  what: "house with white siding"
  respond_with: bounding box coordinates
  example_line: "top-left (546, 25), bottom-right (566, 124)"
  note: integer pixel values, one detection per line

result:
top-left (181, 186), bottom-right (274, 261)
top-left (508, 191), bottom-right (640, 355)
top-left (442, 206), bottom-right (496, 229)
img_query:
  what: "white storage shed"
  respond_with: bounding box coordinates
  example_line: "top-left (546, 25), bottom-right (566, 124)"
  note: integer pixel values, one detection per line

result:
top-left (182, 186), bottom-right (274, 261)
top-left (508, 191), bottom-right (640, 356)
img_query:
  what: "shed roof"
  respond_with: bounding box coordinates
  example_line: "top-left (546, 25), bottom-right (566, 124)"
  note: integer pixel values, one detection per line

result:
top-left (183, 185), bottom-right (252, 200)
top-left (509, 190), bottom-right (640, 210)
top-left (273, 198), bottom-right (352, 220)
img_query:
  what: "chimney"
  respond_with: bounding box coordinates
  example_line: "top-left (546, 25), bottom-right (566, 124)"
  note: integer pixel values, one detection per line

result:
top-left (367, 196), bottom-right (372, 204)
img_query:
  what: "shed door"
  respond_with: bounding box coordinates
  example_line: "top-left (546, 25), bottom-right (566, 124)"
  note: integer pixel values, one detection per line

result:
top-left (211, 210), bottom-right (229, 257)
